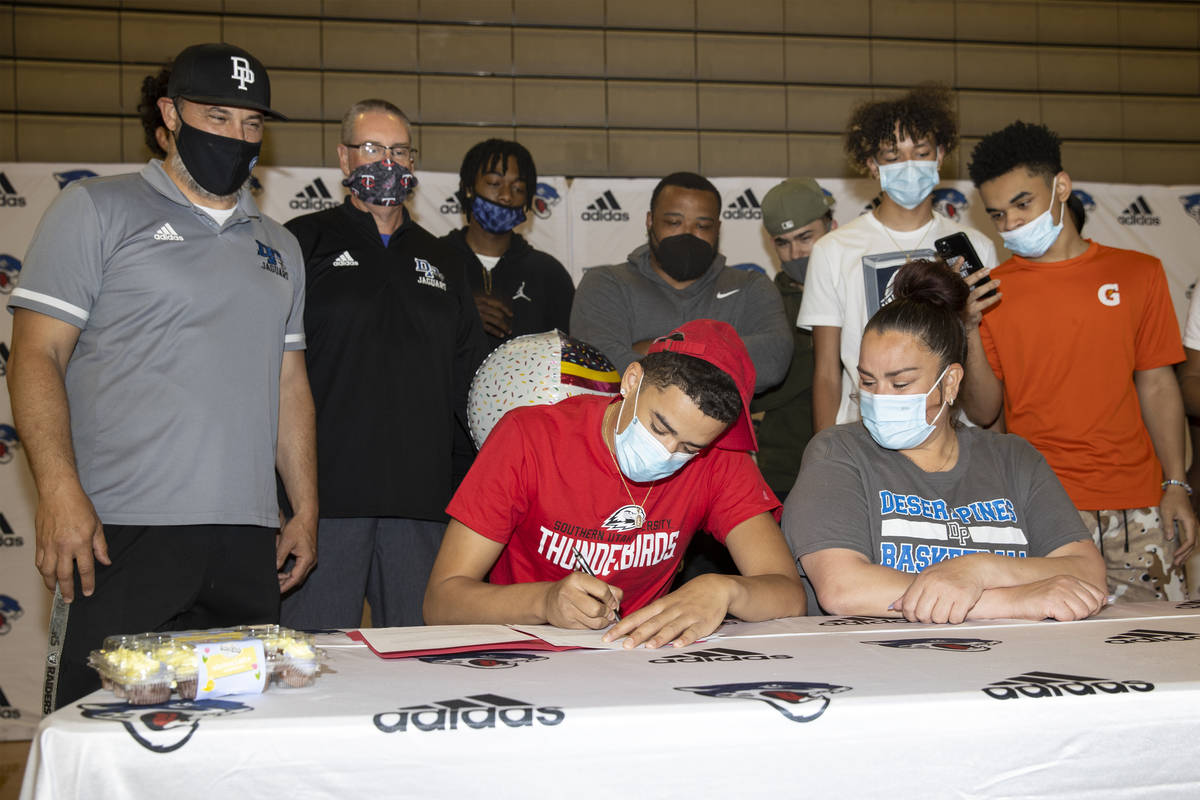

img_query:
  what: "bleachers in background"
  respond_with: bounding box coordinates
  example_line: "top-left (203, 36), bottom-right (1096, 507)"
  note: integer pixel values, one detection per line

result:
top-left (0, 0), bottom-right (1198, 181)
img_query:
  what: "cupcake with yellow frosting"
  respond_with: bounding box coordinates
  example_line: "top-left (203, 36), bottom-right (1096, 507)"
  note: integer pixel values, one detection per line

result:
top-left (276, 637), bottom-right (319, 688)
top-left (152, 640), bottom-right (199, 700)
top-left (106, 648), bottom-right (170, 705)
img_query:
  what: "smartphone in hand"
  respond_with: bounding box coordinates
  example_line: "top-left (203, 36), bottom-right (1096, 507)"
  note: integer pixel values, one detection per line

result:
top-left (935, 232), bottom-right (996, 301)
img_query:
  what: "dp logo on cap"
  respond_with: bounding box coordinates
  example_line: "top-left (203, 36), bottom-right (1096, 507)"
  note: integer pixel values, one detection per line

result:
top-left (230, 57), bottom-right (255, 91)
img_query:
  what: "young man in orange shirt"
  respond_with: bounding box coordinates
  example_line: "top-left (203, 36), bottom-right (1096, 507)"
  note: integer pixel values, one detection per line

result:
top-left (961, 120), bottom-right (1196, 601)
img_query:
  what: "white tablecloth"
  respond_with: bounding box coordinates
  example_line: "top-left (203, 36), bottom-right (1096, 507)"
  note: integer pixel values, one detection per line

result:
top-left (21, 601), bottom-right (1200, 799)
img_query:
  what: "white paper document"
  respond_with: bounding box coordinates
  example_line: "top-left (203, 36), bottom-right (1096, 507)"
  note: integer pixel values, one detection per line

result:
top-left (508, 624), bottom-right (630, 649)
top-left (355, 624), bottom-right (540, 654)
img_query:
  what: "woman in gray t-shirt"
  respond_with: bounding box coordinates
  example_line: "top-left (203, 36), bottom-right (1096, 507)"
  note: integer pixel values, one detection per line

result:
top-left (783, 259), bottom-right (1105, 623)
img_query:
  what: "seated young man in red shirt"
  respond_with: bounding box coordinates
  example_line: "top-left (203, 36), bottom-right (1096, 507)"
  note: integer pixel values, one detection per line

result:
top-left (423, 319), bottom-right (806, 648)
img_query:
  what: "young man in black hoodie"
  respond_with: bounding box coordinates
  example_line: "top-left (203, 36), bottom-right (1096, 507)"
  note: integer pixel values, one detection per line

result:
top-left (441, 139), bottom-right (575, 350)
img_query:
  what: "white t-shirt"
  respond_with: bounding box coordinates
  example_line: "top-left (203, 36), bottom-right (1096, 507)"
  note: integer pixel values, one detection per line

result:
top-left (1184, 286), bottom-right (1200, 350)
top-left (476, 253), bottom-right (502, 270)
top-left (195, 203), bottom-right (237, 226)
top-left (796, 211), bottom-right (998, 424)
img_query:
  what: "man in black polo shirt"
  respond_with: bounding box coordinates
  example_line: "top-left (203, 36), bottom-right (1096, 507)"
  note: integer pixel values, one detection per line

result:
top-left (282, 98), bottom-right (487, 628)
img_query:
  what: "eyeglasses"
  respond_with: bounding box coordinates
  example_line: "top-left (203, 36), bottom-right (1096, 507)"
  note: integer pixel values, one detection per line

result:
top-left (344, 141), bottom-right (418, 161)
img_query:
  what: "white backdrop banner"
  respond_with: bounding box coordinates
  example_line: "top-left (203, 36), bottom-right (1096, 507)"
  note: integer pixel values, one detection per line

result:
top-left (1, 162), bottom-right (1199, 738)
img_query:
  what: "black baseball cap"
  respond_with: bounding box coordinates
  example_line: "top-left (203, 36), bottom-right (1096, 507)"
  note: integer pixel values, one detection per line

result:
top-left (167, 43), bottom-right (287, 120)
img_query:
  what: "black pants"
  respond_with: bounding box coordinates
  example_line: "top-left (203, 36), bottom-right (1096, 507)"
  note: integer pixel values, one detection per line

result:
top-left (49, 524), bottom-right (280, 710)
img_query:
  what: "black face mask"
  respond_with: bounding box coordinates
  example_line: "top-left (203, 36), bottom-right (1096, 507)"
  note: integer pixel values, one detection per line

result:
top-left (781, 256), bottom-right (809, 284)
top-left (651, 232), bottom-right (715, 282)
top-left (174, 119), bottom-right (260, 198)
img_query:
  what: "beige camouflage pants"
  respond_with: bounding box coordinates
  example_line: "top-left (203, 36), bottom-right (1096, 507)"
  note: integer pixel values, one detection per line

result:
top-left (1078, 507), bottom-right (1188, 602)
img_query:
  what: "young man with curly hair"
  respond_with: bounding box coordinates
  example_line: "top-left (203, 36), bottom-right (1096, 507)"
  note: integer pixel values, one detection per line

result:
top-left (797, 84), bottom-right (997, 431)
top-left (961, 120), bottom-right (1196, 602)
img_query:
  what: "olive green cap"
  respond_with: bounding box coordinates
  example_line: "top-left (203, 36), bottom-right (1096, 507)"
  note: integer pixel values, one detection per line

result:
top-left (761, 178), bottom-right (833, 235)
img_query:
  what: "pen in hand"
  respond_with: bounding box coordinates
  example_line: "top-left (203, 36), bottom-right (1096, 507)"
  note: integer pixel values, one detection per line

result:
top-left (571, 546), bottom-right (621, 622)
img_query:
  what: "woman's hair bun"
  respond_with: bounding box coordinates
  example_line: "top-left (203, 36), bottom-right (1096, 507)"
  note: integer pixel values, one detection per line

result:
top-left (888, 258), bottom-right (969, 314)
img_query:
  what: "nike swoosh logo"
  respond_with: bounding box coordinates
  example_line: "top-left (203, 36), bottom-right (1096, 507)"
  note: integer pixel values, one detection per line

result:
top-left (716, 289), bottom-right (740, 299)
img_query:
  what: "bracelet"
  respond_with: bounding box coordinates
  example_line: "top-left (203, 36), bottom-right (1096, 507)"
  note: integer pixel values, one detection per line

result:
top-left (1162, 479), bottom-right (1193, 496)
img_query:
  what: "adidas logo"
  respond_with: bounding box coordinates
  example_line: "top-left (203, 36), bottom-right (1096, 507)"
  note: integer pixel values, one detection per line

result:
top-left (289, 177), bottom-right (340, 211)
top-left (372, 693), bottom-right (564, 733)
top-left (0, 510), bottom-right (22, 548)
top-left (649, 647), bottom-right (792, 664)
top-left (580, 190), bottom-right (629, 222)
top-left (332, 250), bottom-right (358, 267)
top-left (819, 615), bottom-right (914, 626)
top-left (1177, 600), bottom-right (1200, 610)
top-left (153, 223), bottom-right (184, 242)
top-left (723, 188), bottom-right (762, 220)
top-left (0, 174), bottom-right (26, 208)
top-left (0, 686), bottom-right (17, 720)
top-left (0, 341), bottom-right (8, 377)
top-left (982, 671), bottom-right (1154, 700)
top-left (1118, 195), bottom-right (1160, 226)
top-left (1105, 628), bottom-right (1200, 644)
top-left (439, 195), bottom-right (462, 215)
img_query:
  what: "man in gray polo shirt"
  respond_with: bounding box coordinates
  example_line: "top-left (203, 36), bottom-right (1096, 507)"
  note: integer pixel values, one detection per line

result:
top-left (7, 43), bottom-right (317, 709)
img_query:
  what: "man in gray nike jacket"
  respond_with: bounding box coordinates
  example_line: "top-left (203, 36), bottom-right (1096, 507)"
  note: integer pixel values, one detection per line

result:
top-left (571, 172), bottom-right (792, 394)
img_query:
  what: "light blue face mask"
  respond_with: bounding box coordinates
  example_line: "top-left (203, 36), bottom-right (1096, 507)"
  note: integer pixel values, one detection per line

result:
top-left (613, 376), bottom-right (695, 483)
top-left (859, 366), bottom-right (950, 451)
top-left (1001, 185), bottom-right (1065, 258)
top-left (877, 159), bottom-right (939, 210)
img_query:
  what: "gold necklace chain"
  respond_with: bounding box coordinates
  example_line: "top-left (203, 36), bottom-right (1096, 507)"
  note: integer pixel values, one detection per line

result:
top-left (604, 403), bottom-right (654, 521)
top-left (934, 434), bottom-right (958, 472)
top-left (876, 210), bottom-right (935, 262)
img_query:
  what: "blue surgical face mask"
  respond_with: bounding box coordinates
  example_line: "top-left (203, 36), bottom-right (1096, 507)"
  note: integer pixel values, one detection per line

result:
top-left (859, 366), bottom-right (950, 450)
top-left (613, 376), bottom-right (695, 482)
top-left (876, 159), bottom-right (939, 210)
top-left (471, 194), bottom-right (527, 234)
top-left (1001, 184), bottom-right (1065, 258)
